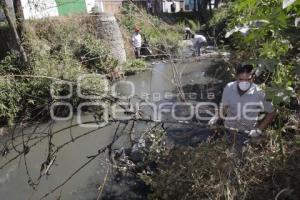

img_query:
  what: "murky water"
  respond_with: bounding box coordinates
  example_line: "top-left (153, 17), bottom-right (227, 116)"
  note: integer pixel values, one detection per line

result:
top-left (0, 57), bottom-right (231, 200)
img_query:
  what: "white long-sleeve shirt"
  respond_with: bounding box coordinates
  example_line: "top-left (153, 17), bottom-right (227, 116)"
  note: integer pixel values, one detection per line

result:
top-left (221, 81), bottom-right (274, 131)
top-left (132, 33), bottom-right (142, 48)
top-left (193, 34), bottom-right (207, 44)
top-left (185, 27), bottom-right (191, 32)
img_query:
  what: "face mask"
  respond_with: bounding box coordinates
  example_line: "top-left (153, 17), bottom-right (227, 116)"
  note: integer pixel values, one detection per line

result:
top-left (238, 81), bottom-right (251, 91)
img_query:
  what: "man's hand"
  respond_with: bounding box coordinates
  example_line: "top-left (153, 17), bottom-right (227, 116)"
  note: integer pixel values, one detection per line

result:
top-left (208, 116), bottom-right (219, 126)
top-left (248, 128), bottom-right (262, 138)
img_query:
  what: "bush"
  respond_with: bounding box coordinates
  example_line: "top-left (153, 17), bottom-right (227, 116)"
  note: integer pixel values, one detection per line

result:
top-left (0, 51), bottom-right (25, 75)
top-left (123, 59), bottom-right (148, 75)
top-left (0, 15), bottom-right (116, 126)
top-left (186, 19), bottom-right (200, 32)
top-left (118, 3), bottom-right (182, 56)
top-left (145, 138), bottom-right (300, 200)
top-left (74, 36), bottom-right (118, 73)
top-left (0, 77), bottom-right (22, 126)
top-left (24, 16), bottom-right (118, 74)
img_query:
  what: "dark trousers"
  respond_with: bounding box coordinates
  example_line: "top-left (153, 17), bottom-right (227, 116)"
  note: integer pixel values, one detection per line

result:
top-left (185, 30), bottom-right (192, 40)
top-left (134, 47), bottom-right (141, 58)
top-left (195, 41), bottom-right (207, 56)
top-left (223, 130), bottom-right (250, 159)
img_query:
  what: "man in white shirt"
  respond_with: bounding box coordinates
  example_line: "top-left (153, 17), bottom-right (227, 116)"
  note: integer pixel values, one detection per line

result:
top-left (209, 64), bottom-right (276, 135)
top-left (208, 64), bottom-right (277, 156)
top-left (192, 33), bottom-right (207, 56)
top-left (132, 27), bottom-right (142, 58)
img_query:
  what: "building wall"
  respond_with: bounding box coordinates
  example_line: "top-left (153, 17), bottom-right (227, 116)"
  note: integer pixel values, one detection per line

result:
top-left (103, 0), bottom-right (123, 14)
top-left (0, 0), bottom-right (98, 20)
top-left (185, 0), bottom-right (215, 11)
top-left (0, 0), bottom-right (147, 20)
top-left (86, 0), bottom-right (97, 12)
top-left (20, 0), bottom-right (92, 19)
top-left (103, 0), bottom-right (147, 14)
top-left (56, 0), bottom-right (87, 15)
top-left (21, 0), bottom-right (59, 19)
top-left (162, 1), bottom-right (181, 13)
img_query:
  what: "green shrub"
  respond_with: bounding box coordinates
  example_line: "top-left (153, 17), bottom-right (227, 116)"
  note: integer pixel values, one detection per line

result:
top-left (24, 16), bottom-right (117, 74)
top-left (123, 59), bottom-right (148, 75)
top-left (208, 5), bottom-right (231, 28)
top-left (186, 19), bottom-right (200, 32)
top-left (74, 36), bottom-right (118, 73)
top-left (119, 3), bottom-right (182, 56)
top-left (0, 51), bottom-right (24, 75)
top-left (0, 77), bottom-right (22, 125)
top-left (0, 15), bottom-right (116, 126)
top-left (146, 139), bottom-right (300, 200)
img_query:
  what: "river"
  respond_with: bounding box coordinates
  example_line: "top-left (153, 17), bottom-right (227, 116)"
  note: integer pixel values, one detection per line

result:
top-left (0, 55), bottom-right (231, 200)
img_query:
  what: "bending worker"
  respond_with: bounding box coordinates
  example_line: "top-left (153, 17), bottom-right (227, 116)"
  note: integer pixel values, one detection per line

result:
top-left (192, 33), bottom-right (207, 56)
top-left (132, 27), bottom-right (142, 58)
top-left (209, 64), bottom-right (277, 141)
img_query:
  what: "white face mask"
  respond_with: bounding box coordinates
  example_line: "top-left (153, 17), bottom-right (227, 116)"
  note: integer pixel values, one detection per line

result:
top-left (238, 81), bottom-right (251, 91)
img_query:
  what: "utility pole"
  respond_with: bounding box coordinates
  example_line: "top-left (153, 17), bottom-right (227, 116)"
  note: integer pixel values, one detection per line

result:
top-left (0, 0), bottom-right (28, 63)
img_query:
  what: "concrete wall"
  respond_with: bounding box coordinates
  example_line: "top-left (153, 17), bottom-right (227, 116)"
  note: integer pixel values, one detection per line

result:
top-left (0, 0), bottom-right (148, 21)
top-left (21, 0), bottom-right (91, 19)
top-left (21, 0), bottom-right (59, 19)
top-left (0, 0), bottom-right (98, 20)
top-left (96, 13), bottom-right (126, 64)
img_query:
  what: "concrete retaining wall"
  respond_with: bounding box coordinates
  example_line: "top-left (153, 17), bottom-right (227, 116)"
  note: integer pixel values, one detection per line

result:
top-left (96, 13), bottom-right (126, 65)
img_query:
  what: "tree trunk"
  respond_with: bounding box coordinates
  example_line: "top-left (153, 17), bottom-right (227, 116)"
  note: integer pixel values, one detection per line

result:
top-left (0, 0), bottom-right (28, 63)
top-left (13, 0), bottom-right (24, 35)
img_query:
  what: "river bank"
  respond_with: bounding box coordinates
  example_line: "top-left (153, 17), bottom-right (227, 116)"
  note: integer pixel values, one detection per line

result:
top-left (0, 14), bottom-right (146, 128)
top-left (0, 11), bottom-right (234, 197)
top-left (0, 52), bottom-right (229, 199)
top-left (1, 1), bottom-right (299, 199)
top-left (0, 5), bottom-right (194, 128)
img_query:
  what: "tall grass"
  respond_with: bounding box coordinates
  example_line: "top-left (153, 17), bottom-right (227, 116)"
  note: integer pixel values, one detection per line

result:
top-left (0, 15), bottom-right (116, 126)
top-left (118, 3), bottom-right (182, 56)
